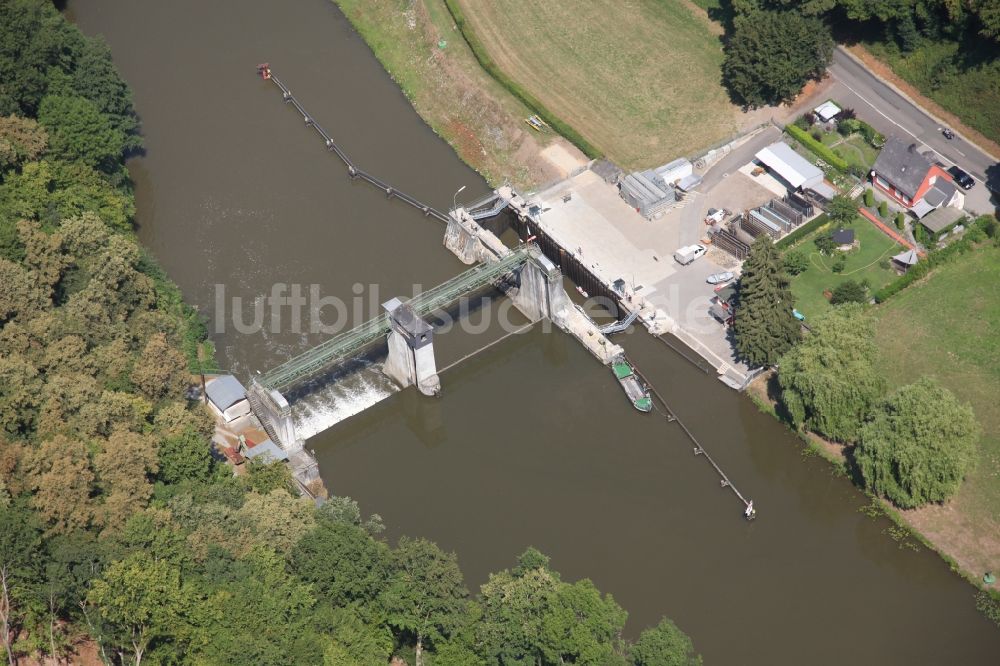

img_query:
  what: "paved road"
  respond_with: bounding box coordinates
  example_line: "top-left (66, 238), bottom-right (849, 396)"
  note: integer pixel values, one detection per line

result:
top-left (826, 47), bottom-right (998, 213)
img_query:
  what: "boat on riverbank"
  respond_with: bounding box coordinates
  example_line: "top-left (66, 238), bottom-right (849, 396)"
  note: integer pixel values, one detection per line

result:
top-left (612, 357), bottom-right (652, 412)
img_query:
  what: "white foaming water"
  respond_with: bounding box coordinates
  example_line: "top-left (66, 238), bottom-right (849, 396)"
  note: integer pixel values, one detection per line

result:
top-left (291, 365), bottom-right (398, 441)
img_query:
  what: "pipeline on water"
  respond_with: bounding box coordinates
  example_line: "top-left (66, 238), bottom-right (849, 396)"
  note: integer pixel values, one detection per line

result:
top-left (256, 63), bottom-right (450, 224)
top-left (629, 358), bottom-right (755, 520)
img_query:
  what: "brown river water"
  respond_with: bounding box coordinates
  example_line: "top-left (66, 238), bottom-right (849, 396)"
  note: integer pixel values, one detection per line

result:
top-left (69, 1), bottom-right (1000, 662)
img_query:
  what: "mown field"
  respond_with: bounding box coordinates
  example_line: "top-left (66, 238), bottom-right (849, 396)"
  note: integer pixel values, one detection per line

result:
top-left (452, 0), bottom-right (739, 169)
top-left (786, 217), bottom-right (902, 318)
top-left (874, 244), bottom-right (1000, 577)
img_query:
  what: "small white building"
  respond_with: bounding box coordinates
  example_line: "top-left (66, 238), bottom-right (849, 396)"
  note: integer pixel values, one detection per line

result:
top-left (205, 375), bottom-right (251, 423)
top-left (813, 100), bottom-right (842, 123)
top-left (654, 158), bottom-right (693, 186)
top-left (754, 142), bottom-right (824, 191)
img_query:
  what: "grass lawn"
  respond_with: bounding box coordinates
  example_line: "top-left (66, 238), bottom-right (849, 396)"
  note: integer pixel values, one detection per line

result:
top-left (452, 0), bottom-right (738, 169)
top-left (873, 244), bottom-right (1000, 578)
top-left (785, 216), bottom-right (902, 319)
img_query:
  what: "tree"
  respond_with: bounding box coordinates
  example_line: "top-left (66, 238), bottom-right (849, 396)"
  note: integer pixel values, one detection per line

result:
top-left (782, 250), bottom-right (809, 275)
top-left (22, 435), bottom-right (96, 534)
top-left (733, 236), bottom-right (800, 367)
top-left (814, 232), bottom-right (836, 255)
top-left (157, 425), bottom-right (215, 485)
top-left (87, 552), bottom-right (193, 665)
top-left (476, 549), bottom-right (628, 666)
top-left (130, 332), bottom-right (189, 401)
top-left (0, 503), bottom-right (44, 665)
top-left (317, 495), bottom-right (385, 535)
top-left (828, 195), bottom-right (857, 226)
top-left (855, 378), bottom-right (979, 508)
top-left (36, 95), bottom-right (125, 171)
top-left (631, 617), bottom-right (702, 666)
top-left (94, 429), bottom-right (159, 531)
top-left (381, 537), bottom-right (469, 666)
top-left (830, 279), bottom-right (866, 304)
top-left (0, 114), bottom-right (47, 173)
top-left (722, 10), bottom-right (834, 107)
top-left (292, 522), bottom-right (391, 608)
top-left (778, 303), bottom-right (886, 441)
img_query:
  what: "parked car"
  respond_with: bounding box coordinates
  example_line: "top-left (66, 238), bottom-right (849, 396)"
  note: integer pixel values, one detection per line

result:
top-left (673, 244), bottom-right (706, 265)
top-left (706, 271), bottom-right (734, 285)
top-left (948, 165), bottom-right (975, 190)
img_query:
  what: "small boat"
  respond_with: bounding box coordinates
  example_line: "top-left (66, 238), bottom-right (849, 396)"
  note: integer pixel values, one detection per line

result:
top-left (611, 357), bottom-right (653, 413)
top-left (706, 271), bottom-right (734, 285)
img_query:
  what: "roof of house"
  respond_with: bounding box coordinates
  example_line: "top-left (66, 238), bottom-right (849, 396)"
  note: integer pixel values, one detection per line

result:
top-left (205, 375), bottom-right (248, 411)
top-left (243, 439), bottom-right (288, 462)
top-left (872, 137), bottom-right (933, 200)
top-left (814, 100), bottom-right (841, 122)
top-left (832, 228), bottom-right (855, 244)
top-left (919, 206), bottom-right (966, 233)
top-left (892, 249), bottom-right (919, 266)
top-left (755, 142), bottom-right (824, 189)
top-left (922, 179), bottom-right (957, 208)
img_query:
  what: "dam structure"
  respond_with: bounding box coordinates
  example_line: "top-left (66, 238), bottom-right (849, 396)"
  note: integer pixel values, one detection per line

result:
top-left (247, 65), bottom-right (622, 454)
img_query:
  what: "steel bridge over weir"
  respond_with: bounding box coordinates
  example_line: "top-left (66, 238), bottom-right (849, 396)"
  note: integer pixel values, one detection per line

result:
top-left (257, 245), bottom-right (532, 391)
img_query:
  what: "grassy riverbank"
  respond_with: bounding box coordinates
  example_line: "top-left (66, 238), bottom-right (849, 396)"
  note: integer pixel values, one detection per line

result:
top-left (750, 240), bottom-right (1000, 597)
top-left (333, 0), bottom-right (586, 189)
top-left (451, 0), bottom-right (739, 170)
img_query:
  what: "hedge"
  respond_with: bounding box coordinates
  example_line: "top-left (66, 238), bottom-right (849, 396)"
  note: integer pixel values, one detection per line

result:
top-left (443, 0), bottom-right (602, 160)
top-left (873, 216), bottom-right (991, 302)
top-left (785, 124), bottom-right (849, 172)
top-left (775, 213), bottom-right (830, 250)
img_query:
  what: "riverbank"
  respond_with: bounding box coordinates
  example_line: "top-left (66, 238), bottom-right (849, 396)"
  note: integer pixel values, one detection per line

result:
top-left (333, 0), bottom-right (588, 189)
top-left (746, 238), bottom-right (1000, 606)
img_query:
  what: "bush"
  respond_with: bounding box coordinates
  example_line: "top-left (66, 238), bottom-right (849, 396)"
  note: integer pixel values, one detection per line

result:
top-left (858, 121), bottom-right (886, 147)
top-left (814, 233), bottom-right (836, 254)
top-left (775, 213), bottom-right (830, 250)
top-left (879, 258), bottom-right (891, 270)
top-left (895, 212), bottom-right (905, 230)
top-left (811, 128), bottom-right (823, 141)
top-left (863, 188), bottom-right (874, 207)
top-left (783, 251), bottom-right (810, 275)
top-left (785, 124), bottom-right (849, 172)
top-left (837, 118), bottom-right (860, 136)
top-left (878, 200), bottom-right (888, 217)
top-left (830, 279), bottom-right (866, 304)
top-left (831, 254), bottom-right (846, 273)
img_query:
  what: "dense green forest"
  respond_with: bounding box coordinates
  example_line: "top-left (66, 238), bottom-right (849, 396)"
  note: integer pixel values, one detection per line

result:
top-left (714, 0), bottom-right (1000, 141)
top-left (0, 2), bottom-right (701, 664)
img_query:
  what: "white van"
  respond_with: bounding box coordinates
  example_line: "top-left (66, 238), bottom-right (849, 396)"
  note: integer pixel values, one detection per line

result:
top-left (673, 243), bottom-right (706, 265)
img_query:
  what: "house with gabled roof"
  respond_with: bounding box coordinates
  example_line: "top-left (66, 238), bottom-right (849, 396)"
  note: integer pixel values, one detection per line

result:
top-left (871, 137), bottom-right (963, 218)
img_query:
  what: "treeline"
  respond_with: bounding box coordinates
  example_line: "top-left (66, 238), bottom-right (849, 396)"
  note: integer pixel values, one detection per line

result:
top-left (0, 2), bottom-right (701, 664)
top-left (733, 219), bottom-right (996, 510)
top-left (718, 0), bottom-right (1000, 108)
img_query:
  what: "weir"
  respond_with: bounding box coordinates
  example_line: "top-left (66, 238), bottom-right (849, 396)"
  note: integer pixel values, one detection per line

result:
top-left (249, 64), bottom-right (751, 518)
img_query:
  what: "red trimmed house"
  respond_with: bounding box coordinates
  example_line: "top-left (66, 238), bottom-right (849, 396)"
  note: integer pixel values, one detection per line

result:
top-left (871, 137), bottom-right (963, 218)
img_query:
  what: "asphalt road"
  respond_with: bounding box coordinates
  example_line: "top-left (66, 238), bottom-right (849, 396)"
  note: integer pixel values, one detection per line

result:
top-left (826, 47), bottom-right (999, 213)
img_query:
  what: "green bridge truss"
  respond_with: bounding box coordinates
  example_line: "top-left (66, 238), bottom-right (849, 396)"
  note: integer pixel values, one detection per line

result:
top-left (257, 246), bottom-right (532, 391)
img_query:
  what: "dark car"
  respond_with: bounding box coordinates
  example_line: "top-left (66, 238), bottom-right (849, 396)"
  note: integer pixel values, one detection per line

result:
top-left (947, 165), bottom-right (975, 190)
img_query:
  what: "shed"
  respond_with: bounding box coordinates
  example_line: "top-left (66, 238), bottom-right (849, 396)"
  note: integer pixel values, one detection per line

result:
top-left (891, 249), bottom-right (919, 273)
top-left (754, 142), bottom-right (824, 190)
top-left (831, 228), bottom-right (855, 250)
top-left (814, 101), bottom-right (841, 122)
top-left (242, 438), bottom-right (288, 463)
top-left (205, 375), bottom-right (251, 423)
top-left (919, 206), bottom-right (965, 235)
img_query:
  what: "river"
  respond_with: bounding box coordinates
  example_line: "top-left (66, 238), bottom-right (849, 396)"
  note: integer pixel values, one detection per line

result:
top-left (69, 1), bottom-right (1000, 663)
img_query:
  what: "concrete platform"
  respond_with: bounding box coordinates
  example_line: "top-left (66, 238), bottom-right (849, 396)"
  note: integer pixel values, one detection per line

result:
top-left (527, 166), bottom-right (769, 386)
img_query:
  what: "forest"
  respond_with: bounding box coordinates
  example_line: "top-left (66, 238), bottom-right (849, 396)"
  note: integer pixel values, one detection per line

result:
top-left (0, 2), bottom-right (700, 664)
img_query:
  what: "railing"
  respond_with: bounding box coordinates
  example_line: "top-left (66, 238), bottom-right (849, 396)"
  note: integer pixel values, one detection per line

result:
top-left (257, 246), bottom-right (534, 390)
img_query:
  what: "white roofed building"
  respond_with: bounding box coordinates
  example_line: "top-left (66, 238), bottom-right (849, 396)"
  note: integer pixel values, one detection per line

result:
top-left (754, 142), bottom-right (824, 191)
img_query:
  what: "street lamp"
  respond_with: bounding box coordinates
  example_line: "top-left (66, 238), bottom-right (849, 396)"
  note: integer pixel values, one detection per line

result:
top-left (453, 185), bottom-right (466, 212)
